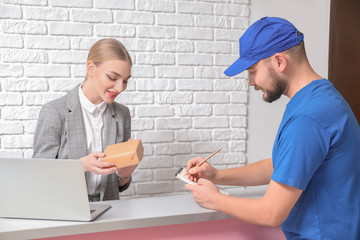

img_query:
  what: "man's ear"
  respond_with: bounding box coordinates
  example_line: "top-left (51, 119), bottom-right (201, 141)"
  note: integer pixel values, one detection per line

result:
top-left (272, 53), bottom-right (287, 73)
top-left (87, 61), bottom-right (96, 77)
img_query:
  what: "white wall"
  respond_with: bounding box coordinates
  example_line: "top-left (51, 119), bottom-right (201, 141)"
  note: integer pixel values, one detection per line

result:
top-left (0, 0), bottom-right (331, 198)
top-left (246, 0), bottom-right (331, 168)
top-left (0, 0), bottom-right (250, 197)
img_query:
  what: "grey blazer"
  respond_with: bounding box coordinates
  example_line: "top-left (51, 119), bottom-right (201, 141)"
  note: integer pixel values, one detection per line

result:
top-left (33, 85), bottom-right (132, 201)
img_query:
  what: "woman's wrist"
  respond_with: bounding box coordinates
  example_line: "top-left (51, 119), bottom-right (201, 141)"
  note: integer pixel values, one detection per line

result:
top-left (115, 171), bottom-right (130, 181)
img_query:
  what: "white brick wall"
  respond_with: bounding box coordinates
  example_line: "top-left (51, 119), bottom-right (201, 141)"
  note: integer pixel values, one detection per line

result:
top-left (0, 0), bottom-right (250, 198)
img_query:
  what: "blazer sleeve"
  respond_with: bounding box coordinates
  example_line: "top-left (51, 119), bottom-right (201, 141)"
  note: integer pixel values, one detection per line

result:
top-left (33, 103), bottom-right (63, 158)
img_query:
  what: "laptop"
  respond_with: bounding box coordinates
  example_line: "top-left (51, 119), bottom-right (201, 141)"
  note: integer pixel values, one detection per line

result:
top-left (0, 158), bottom-right (111, 221)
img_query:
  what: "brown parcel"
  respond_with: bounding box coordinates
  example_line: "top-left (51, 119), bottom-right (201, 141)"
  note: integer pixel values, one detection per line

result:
top-left (100, 139), bottom-right (144, 168)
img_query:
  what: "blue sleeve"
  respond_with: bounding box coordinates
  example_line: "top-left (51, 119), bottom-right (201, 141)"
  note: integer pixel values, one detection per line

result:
top-left (271, 115), bottom-right (330, 190)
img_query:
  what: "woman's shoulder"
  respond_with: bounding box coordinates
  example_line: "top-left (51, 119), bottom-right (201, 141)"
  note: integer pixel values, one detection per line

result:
top-left (38, 96), bottom-right (68, 121)
top-left (43, 94), bottom-right (67, 108)
top-left (111, 101), bottom-right (131, 120)
top-left (112, 101), bottom-right (130, 112)
top-left (40, 85), bottom-right (79, 114)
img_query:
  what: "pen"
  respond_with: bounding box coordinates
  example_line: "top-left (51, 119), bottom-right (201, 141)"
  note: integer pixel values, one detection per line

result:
top-left (186, 148), bottom-right (222, 175)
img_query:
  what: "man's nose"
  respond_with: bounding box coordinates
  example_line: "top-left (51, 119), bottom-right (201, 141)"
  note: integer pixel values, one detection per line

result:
top-left (248, 78), bottom-right (255, 86)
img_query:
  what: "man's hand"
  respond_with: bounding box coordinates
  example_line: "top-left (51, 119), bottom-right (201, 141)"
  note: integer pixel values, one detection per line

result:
top-left (80, 152), bottom-right (116, 175)
top-left (186, 156), bottom-right (218, 182)
top-left (185, 178), bottom-right (221, 209)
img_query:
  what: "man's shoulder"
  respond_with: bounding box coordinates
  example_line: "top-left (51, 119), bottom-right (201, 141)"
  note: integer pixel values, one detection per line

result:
top-left (288, 79), bottom-right (344, 123)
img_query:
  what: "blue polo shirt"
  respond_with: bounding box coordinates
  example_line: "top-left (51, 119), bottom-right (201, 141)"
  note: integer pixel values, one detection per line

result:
top-left (271, 79), bottom-right (360, 239)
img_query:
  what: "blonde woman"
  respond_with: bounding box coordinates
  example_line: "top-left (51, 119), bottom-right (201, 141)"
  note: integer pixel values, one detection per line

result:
top-left (33, 39), bottom-right (136, 202)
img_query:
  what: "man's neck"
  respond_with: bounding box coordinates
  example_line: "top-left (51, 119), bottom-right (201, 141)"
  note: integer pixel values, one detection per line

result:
top-left (285, 63), bottom-right (322, 99)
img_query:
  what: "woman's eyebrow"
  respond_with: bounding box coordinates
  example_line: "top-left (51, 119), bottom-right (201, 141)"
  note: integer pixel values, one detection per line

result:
top-left (109, 71), bottom-right (131, 80)
top-left (109, 71), bottom-right (121, 77)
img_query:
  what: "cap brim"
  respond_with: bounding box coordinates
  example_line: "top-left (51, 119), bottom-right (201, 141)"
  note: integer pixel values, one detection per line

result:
top-left (224, 58), bottom-right (258, 76)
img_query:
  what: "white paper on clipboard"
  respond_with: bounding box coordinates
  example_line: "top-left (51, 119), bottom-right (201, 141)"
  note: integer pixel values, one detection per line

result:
top-left (175, 167), bottom-right (229, 195)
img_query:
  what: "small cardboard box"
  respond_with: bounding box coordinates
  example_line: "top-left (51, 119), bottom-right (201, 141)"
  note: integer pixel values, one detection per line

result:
top-left (100, 139), bottom-right (144, 168)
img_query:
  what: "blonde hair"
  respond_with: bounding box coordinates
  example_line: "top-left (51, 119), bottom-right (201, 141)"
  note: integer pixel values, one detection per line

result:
top-left (85, 39), bottom-right (132, 80)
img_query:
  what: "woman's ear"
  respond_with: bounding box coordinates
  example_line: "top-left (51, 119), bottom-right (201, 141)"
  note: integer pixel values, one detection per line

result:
top-left (86, 61), bottom-right (96, 77)
top-left (272, 53), bottom-right (287, 73)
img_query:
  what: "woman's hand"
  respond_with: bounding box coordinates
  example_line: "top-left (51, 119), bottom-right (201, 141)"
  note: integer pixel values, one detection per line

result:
top-left (116, 164), bottom-right (137, 180)
top-left (115, 138), bottom-right (138, 178)
top-left (80, 152), bottom-right (116, 175)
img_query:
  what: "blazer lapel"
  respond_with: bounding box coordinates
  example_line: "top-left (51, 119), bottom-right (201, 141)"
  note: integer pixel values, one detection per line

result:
top-left (100, 103), bottom-right (118, 200)
top-left (103, 104), bottom-right (117, 149)
top-left (65, 85), bottom-right (87, 160)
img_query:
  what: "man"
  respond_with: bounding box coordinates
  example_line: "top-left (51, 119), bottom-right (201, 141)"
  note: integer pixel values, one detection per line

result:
top-left (185, 17), bottom-right (360, 239)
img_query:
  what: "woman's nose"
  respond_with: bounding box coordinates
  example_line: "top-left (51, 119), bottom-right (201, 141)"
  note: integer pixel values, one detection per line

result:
top-left (114, 81), bottom-right (125, 92)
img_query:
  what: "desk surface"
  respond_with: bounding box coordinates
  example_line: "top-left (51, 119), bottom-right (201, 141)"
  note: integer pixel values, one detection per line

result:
top-left (0, 188), bottom-right (265, 240)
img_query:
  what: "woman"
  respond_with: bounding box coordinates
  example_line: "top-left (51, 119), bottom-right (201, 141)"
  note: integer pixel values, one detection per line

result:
top-left (33, 39), bottom-right (136, 202)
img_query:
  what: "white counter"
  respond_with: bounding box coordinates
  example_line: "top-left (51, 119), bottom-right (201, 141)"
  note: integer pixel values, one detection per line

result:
top-left (0, 188), bottom-right (266, 240)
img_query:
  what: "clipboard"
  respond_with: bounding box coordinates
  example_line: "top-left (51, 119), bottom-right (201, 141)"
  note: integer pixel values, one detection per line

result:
top-left (175, 167), bottom-right (229, 195)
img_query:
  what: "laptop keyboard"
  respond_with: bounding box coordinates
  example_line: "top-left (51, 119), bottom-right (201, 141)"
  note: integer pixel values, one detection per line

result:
top-left (90, 209), bottom-right (96, 214)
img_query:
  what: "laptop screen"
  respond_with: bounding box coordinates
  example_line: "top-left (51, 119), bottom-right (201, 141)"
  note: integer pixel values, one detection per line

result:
top-left (0, 158), bottom-right (94, 221)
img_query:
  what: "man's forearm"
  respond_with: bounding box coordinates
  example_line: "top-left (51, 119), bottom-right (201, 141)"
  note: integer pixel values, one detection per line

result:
top-left (213, 158), bottom-right (273, 186)
top-left (212, 179), bottom-right (302, 227)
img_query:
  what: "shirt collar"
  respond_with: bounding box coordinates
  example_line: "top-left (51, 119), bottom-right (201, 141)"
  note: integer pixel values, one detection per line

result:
top-left (78, 85), bottom-right (107, 114)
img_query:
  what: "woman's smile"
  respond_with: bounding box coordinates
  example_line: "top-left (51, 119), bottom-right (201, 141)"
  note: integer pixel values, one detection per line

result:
top-left (107, 90), bottom-right (118, 98)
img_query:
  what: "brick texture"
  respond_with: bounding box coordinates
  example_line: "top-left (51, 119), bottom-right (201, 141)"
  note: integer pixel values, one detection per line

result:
top-left (0, 0), bottom-right (250, 197)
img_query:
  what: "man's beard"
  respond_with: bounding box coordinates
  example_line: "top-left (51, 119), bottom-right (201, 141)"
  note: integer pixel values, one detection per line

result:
top-left (263, 68), bottom-right (287, 103)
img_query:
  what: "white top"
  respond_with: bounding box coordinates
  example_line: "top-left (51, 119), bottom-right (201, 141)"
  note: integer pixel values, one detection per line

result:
top-left (78, 85), bottom-right (107, 195)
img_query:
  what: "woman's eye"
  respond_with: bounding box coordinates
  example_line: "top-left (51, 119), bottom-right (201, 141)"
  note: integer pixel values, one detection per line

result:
top-left (107, 75), bottom-right (116, 81)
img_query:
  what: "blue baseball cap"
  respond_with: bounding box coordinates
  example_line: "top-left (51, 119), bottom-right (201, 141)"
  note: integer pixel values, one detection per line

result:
top-left (224, 17), bottom-right (304, 76)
